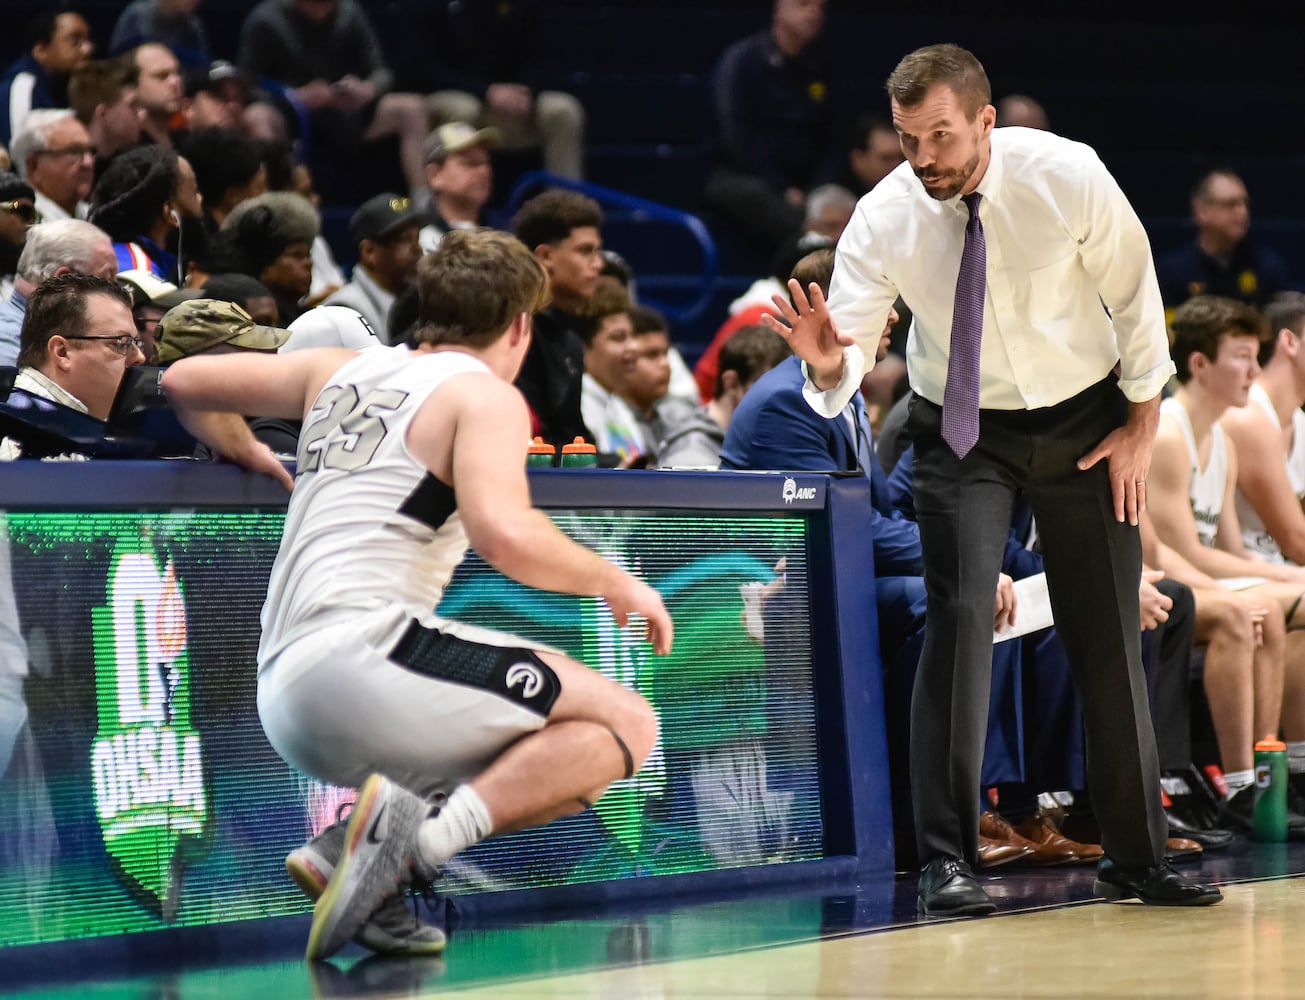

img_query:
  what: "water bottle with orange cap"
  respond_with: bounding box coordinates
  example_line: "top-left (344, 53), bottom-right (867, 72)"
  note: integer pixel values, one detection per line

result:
top-left (560, 436), bottom-right (597, 468)
top-left (1253, 735), bottom-right (1288, 842)
top-left (527, 436), bottom-right (556, 468)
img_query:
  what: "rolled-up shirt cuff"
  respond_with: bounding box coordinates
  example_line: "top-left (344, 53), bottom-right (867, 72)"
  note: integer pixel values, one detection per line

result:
top-left (800, 344), bottom-right (865, 418)
top-left (1117, 360), bottom-right (1176, 403)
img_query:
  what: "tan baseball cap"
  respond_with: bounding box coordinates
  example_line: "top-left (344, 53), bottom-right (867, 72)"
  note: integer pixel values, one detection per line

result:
top-left (422, 121), bottom-right (501, 164)
top-left (154, 299), bottom-right (290, 364)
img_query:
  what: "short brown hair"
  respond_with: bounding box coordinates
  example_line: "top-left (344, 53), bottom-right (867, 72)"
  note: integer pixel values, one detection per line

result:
top-left (1260, 291), bottom-right (1305, 366)
top-left (629, 303), bottom-right (667, 335)
top-left (790, 247), bottom-right (836, 300)
top-left (511, 189), bottom-right (602, 249)
top-left (17, 272), bottom-right (133, 368)
top-left (413, 229), bottom-right (550, 349)
top-left (886, 43), bottom-right (991, 119)
top-left (715, 324), bottom-right (791, 399)
top-left (68, 57), bottom-right (135, 125)
top-left (574, 281), bottom-right (629, 347)
top-left (1169, 295), bottom-right (1267, 383)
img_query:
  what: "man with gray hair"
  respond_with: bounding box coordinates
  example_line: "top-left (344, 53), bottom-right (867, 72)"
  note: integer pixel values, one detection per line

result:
top-left (0, 218), bottom-right (117, 365)
top-left (10, 109), bottom-right (96, 222)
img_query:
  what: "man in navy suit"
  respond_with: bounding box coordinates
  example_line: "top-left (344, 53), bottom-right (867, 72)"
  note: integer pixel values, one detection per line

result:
top-left (720, 277), bottom-right (1020, 865)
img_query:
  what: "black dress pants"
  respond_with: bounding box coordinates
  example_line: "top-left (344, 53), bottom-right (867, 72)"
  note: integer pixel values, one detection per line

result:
top-left (906, 375), bottom-right (1167, 870)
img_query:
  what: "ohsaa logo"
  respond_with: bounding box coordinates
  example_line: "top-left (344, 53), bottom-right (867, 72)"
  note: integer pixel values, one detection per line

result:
top-left (781, 477), bottom-right (817, 504)
top-left (506, 662), bottom-right (544, 698)
top-left (89, 548), bottom-right (210, 922)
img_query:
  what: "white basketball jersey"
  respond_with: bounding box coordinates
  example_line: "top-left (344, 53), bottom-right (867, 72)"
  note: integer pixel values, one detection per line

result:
top-left (259, 345), bottom-right (488, 666)
top-left (1236, 382), bottom-right (1305, 564)
top-left (1161, 397), bottom-right (1226, 549)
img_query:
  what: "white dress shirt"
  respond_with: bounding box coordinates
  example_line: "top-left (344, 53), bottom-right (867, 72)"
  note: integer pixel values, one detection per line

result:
top-left (33, 190), bottom-right (89, 223)
top-left (812, 126), bottom-right (1175, 417)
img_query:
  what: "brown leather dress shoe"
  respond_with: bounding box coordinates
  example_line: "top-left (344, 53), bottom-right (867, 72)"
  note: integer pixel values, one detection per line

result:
top-left (977, 833), bottom-right (1035, 868)
top-left (1164, 836), bottom-right (1204, 862)
top-left (981, 810), bottom-right (1077, 866)
top-left (1013, 812), bottom-right (1103, 865)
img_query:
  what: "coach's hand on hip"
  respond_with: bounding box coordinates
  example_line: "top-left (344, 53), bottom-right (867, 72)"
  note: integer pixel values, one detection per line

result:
top-left (1076, 394), bottom-right (1163, 526)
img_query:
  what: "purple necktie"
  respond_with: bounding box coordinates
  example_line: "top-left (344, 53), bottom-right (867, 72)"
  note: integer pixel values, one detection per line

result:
top-left (942, 191), bottom-right (986, 459)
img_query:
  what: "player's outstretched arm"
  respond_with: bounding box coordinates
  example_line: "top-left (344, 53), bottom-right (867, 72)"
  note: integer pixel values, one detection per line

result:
top-left (161, 348), bottom-right (356, 490)
top-left (422, 376), bottom-right (673, 654)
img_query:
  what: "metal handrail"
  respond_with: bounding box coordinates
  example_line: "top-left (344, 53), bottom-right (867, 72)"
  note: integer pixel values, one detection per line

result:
top-left (500, 171), bottom-right (720, 325)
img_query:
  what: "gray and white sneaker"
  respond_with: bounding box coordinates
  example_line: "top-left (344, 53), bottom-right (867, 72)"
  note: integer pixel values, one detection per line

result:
top-left (306, 774), bottom-right (435, 961)
top-left (291, 811), bottom-right (446, 957)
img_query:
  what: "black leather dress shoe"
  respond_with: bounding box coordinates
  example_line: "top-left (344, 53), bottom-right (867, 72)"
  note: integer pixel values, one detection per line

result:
top-left (1094, 858), bottom-right (1222, 906)
top-left (918, 857), bottom-right (996, 917)
top-left (1166, 809), bottom-right (1235, 850)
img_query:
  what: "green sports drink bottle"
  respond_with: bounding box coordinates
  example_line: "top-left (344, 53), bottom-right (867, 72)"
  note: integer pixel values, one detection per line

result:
top-left (1253, 737), bottom-right (1288, 843)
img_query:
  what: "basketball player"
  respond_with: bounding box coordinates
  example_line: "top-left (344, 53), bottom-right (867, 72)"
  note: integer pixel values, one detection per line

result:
top-left (161, 228), bottom-right (673, 960)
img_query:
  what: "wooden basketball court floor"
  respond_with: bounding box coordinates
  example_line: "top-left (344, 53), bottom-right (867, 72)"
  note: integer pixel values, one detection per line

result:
top-left (9, 839), bottom-right (1304, 999)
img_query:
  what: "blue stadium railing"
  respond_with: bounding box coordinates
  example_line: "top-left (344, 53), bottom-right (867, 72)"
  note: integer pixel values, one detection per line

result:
top-left (499, 171), bottom-right (722, 329)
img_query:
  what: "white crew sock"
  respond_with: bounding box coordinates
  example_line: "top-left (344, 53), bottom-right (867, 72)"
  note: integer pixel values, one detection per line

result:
top-left (416, 784), bottom-right (493, 869)
top-left (1224, 769), bottom-right (1254, 797)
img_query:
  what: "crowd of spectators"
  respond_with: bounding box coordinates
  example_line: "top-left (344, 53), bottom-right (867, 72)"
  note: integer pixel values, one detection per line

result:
top-left (2, 0), bottom-right (1305, 876)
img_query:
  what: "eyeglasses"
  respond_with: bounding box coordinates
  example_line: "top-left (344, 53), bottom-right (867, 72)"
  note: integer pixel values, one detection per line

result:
top-left (63, 334), bottom-right (145, 356)
top-left (36, 144), bottom-right (96, 161)
top-left (0, 201), bottom-right (39, 224)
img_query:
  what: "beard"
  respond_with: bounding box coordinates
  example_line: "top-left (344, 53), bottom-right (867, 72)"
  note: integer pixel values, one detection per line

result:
top-left (914, 151), bottom-right (981, 201)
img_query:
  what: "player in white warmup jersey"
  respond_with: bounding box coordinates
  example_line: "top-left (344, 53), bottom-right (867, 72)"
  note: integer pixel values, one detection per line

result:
top-left (162, 229), bottom-right (674, 960)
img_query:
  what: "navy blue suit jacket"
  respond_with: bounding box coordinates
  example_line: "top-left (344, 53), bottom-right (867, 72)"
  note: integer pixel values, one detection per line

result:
top-left (721, 355), bottom-right (923, 576)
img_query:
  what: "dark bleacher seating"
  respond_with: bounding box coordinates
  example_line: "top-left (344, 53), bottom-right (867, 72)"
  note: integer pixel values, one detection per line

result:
top-left (5, 0), bottom-right (1305, 352)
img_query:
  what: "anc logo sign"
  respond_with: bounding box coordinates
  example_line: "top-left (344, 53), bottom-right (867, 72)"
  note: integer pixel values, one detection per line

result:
top-left (89, 547), bottom-right (210, 922)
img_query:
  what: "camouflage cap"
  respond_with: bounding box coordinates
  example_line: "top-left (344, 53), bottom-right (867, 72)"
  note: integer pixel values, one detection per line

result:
top-left (154, 298), bottom-right (291, 364)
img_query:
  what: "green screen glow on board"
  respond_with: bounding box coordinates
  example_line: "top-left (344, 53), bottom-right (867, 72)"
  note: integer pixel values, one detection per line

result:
top-left (0, 509), bottom-right (820, 947)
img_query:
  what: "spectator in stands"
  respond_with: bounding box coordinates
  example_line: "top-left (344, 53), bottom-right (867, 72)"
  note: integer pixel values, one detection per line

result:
top-left (995, 94), bottom-right (1048, 130)
top-left (324, 193), bottom-right (424, 343)
top-left (418, 122), bottom-right (499, 253)
top-left (202, 272), bottom-right (277, 326)
top-left (1155, 170), bottom-right (1294, 313)
top-left (0, 173), bottom-right (38, 303)
top-left (178, 126), bottom-right (267, 231)
top-left (154, 296), bottom-right (288, 363)
top-left (216, 191), bottom-right (318, 324)
top-left (0, 219), bottom-right (117, 365)
top-left (423, 0), bottom-right (585, 180)
top-left (155, 296), bottom-right (302, 455)
top-left (6, 274), bottom-right (143, 432)
top-left (69, 58), bottom-right (144, 182)
top-left (130, 43), bottom-right (185, 148)
top-left (257, 139), bottom-right (343, 304)
top-left (109, 0), bottom-right (210, 69)
top-left (1221, 292), bottom-right (1305, 565)
top-left (704, 0), bottom-right (839, 254)
top-left (799, 184), bottom-right (855, 243)
top-left (842, 114), bottom-right (904, 196)
top-left (1147, 295), bottom-right (1305, 834)
top-left (11, 110), bottom-right (95, 222)
top-left (89, 145), bottom-right (202, 282)
top-left (578, 283), bottom-right (644, 461)
top-left (657, 324), bottom-right (791, 469)
top-left (1, 13), bottom-right (96, 150)
top-left (237, 0), bottom-right (433, 200)
top-left (511, 188), bottom-right (602, 444)
top-left (620, 307), bottom-right (699, 468)
top-left (117, 267), bottom-right (200, 362)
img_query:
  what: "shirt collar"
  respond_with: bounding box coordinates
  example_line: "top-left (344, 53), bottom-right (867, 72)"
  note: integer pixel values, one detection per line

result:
top-left (971, 132), bottom-right (1003, 206)
top-left (16, 367), bottom-right (90, 414)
